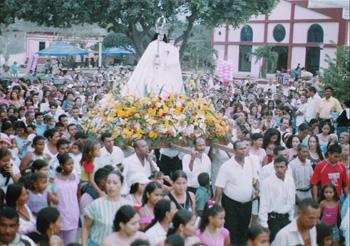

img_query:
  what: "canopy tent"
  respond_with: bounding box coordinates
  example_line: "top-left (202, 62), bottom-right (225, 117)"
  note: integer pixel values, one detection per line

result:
top-left (102, 47), bottom-right (135, 56)
top-left (37, 41), bottom-right (88, 56)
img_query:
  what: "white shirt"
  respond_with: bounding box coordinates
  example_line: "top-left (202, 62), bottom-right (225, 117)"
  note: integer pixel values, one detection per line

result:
top-left (260, 161), bottom-right (293, 181)
top-left (69, 153), bottom-right (82, 177)
top-left (215, 156), bottom-right (257, 203)
top-left (95, 146), bottom-right (124, 169)
top-left (296, 103), bottom-right (307, 127)
top-left (259, 174), bottom-right (296, 227)
top-left (123, 153), bottom-right (158, 187)
top-left (145, 222), bottom-right (167, 246)
top-left (182, 152), bottom-right (211, 188)
top-left (160, 148), bottom-right (179, 158)
top-left (0, 163), bottom-right (20, 190)
top-left (289, 157), bottom-right (313, 190)
top-left (272, 218), bottom-right (317, 246)
top-left (305, 93), bottom-right (322, 122)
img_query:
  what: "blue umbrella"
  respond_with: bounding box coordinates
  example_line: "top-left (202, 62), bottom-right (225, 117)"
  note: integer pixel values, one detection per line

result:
top-left (102, 47), bottom-right (135, 56)
top-left (37, 41), bottom-right (88, 56)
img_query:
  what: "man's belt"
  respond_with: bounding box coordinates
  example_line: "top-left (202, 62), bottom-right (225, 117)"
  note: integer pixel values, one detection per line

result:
top-left (296, 186), bottom-right (312, 192)
top-left (268, 212), bottom-right (289, 219)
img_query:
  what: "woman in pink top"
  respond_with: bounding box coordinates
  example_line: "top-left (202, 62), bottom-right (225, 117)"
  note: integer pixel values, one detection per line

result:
top-left (139, 181), bottom-right (162, 231)
top-left (54, 153), bottom-right (80, 245)
top-left (196, 202), bottom-right (230, 246)
top-left (320, 184), bottom-right (340, 245)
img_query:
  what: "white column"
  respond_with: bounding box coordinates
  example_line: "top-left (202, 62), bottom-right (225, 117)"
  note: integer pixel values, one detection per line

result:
top-left (98, 42), bottom-right (102, 68)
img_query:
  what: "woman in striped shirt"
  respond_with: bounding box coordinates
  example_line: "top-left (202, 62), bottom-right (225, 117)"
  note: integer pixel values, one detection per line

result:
top-left (82, 171), bottom-right (131, 246)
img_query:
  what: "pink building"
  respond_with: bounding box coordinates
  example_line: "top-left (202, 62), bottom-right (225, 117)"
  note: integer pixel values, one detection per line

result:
top-left (212, 0), bottom-right (349, 77)
top-left (26, 32), bottom-right (102, 61)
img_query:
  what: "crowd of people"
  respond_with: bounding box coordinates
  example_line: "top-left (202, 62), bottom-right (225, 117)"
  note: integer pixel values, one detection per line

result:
top-left (0, 65), bottom-right (349, 246)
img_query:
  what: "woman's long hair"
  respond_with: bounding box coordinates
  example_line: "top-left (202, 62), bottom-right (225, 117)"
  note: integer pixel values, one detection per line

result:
top-left (151, 33), bottom-right (168, 43)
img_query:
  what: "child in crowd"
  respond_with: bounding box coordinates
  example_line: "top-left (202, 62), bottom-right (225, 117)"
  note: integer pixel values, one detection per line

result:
top-left (139, 181), bottom-right (162, 230)
top-left (247, 225), bottom-right (270, 246)
top-left (195, 172), bottom-right (211, 216)
top-left (126, 173), bottom-right (149, 206)
top-left (196, 202), bottom-right (230, 246)
top-left (30, 159), bottom-right (49, 176)
top-left (150, 171), bottom-right (173, 193)
top-left (54, 153), bottom-right (80, 245)
top-left (80, 140), bottom-right (104, 197)
top-left (320, 184), bottom-right (340, 246)
top-left (27, 172), bottom-right (58, 215)
top-left (69, 140), bottom-right (82, 176)
top-left (316, 222), bottom-right (333, 246)
top-left (79, 166), bottom-right (111, 212)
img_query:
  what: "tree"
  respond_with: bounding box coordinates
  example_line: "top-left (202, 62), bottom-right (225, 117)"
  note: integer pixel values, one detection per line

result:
top-left (321, 45), bottom-right (350, 102)
top-left (102, 33), bottom-right (132, 48)
top-left (183, 25), bottom-right (216, 71)
top-left (8, 0), bottom-right (278, 59)
top-left (251, 45), bottom-right (278, 78)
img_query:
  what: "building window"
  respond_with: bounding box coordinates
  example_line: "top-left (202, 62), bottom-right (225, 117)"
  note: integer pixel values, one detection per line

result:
top-left (307, 24), bottom-right (323, 43)
top-left (240, 25), bottom-right (253, 42)
top-left (239, 45), bottom-right (252, 72)
top-left (273, 24), bottom-right (286, 42)
top-left (39, 42), bottom-right (46, 50)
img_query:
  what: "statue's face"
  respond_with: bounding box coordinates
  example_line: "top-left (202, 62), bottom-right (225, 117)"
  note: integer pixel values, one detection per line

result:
top-left (157, 33), bottom-right (164, 41)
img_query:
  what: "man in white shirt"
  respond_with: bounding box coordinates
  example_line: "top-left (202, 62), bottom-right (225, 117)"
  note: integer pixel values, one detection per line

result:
top-left (0, 207), bottom-right (36, 246)
top-left (215, 140), bottom-right (257, 245)
top-left (278, 117), bottom-right (291, 137)
top-left (289, 143), bottom-right (313, 202)
top-left (123, 139), bottom-right (159, 189)
top-left (259, 156), bottom-right (296, 241)
top-left (95, 132), bottom-right (124, 170)
top-left (260, 146), bottom-right (292, 181)
top-left (305, 86), bottom-right (322, 123)
top-left (272, 198), bottom-right (320, 246)
top-left (182, 137), bottom-right (211, 194)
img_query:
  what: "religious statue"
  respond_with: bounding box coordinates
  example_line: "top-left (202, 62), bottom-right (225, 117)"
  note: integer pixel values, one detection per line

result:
top-left (122, 16), bottom-right (184, 98)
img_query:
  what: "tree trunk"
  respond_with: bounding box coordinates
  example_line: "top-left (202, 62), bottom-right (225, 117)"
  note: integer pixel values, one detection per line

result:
top-left (178, 12), bottom-right (197, 60)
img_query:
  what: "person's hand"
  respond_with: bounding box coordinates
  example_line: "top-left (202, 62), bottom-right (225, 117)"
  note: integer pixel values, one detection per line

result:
top-left (191, 150), bottom-right (199, 161)
top-left (163, 175), bottom-right (172, 184)
top-left (3, 164), bottom-right (14, 176)
top-left (146, 150), bottom-right (155, 163)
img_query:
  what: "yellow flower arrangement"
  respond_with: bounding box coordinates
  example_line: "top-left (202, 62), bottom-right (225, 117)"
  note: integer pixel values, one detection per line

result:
top-left (84, 93), bottom-right (231, 146)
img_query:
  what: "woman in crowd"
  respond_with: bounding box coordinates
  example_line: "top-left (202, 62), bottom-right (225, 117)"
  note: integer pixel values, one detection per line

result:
top-left (20, 135), bottom-right (51, 174)
top-left (82, 170), bottom-right (130, 246)
top-left (102, 205), bottom-right (148, 246)
top-left (286, 135), bottom-right (301, 161)
top-left (145, 199), bottom-right (177, 246)
top-left (139, 181), bottom-right (163, 230)
top-left (167, 209), bottom-right (200, 245)
top-left (44, 128), bottom-right (59, 159)
top-left (308, 135), bottom-right (324, 169)
top-left (27, 207), bottom-right (64, 246)
top-left (317, 121), bottom-right (333, 154)
top-left (165, 170), bottom-right (195, 212)
top-left (6, 183), bottom-right (36, 234)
